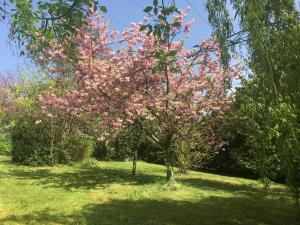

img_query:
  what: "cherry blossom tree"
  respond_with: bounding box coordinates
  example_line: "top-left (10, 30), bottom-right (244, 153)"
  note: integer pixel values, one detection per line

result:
top-left (38, 10), bottom-right (242, 180)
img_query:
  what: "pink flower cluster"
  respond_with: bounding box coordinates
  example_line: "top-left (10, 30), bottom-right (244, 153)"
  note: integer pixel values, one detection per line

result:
top-left (38, 11), bottom-right (242, 144)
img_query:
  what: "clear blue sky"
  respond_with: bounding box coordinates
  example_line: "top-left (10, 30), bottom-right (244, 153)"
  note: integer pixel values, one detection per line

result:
top-left (0, 0), bottom-right (212, 74)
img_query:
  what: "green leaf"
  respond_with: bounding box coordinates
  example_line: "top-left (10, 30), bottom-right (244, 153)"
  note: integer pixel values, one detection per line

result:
top-left (140, 25), bottom-right (148, 31)
top-left (100, 6), bottom-right (107, 13)
top-left (151, 66), bottom-right (159, 74)
top-left (168, 50), bottom-right (177, 57)
top-left (153, 0), bottom-right (158, 7)
top-left (172, 22), bottom-right (181, 27)
top-left (153, 25), bottom-right (162, 37)
top-left (147, 25), bottom-right (153, 35)
top-left (162, 7), bottom-right (173, 16)
top-left (144, 6), bottom-right (153, 13)
top-left (154, 51), bottom-right (162, 59)
top-left (158, 15), bottom-right (164, 20)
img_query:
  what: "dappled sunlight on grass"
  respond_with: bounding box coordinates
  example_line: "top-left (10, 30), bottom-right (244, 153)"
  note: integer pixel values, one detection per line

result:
top-left (0, 156), bottom-right (299, 225)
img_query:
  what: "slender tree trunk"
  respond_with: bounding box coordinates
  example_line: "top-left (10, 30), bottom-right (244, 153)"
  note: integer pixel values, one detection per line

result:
top-left (166, 145), bottom-right (174, 181)
top-left (295, 187), bottom-right (299, 207)
top-left (49, 122), bottom-right (54, 166)
top-left (132, 148), bottom-right (137, 175)
top-left (164, 134), bottom-right (175, 181)
top-left (166, 165), bottom-right (174, 181)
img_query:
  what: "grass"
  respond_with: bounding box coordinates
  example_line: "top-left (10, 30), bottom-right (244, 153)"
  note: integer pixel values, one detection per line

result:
top-left (0, 137), bottom-right (11, 156)
top-left (0, 156), bottom-right (299, 225)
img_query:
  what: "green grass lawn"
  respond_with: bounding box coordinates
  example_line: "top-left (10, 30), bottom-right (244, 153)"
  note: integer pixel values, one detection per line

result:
top-left (0, 156), bottom-right (299, 225)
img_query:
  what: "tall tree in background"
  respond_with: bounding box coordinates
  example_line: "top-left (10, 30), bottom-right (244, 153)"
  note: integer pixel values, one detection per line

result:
top-left (205, 0), bottom-right (300, 204)
top-left (206, 0), bottom-right (300, 97)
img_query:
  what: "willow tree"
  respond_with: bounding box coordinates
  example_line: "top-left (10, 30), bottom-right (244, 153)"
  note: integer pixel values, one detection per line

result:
top-left (206, 0), bottom-right (300, 96)
top-left (206, 0), bottom-right (300, 204)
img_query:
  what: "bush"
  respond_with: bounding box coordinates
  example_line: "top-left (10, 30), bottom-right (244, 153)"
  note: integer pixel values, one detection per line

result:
top-left (92, 139), bottom-right (131, 161)
top-left (11, 113), bottom-right (52, 165)
top-left (11, 111), bottom-right (92, 166)
top-left (91, 124), bottom-right (163, 163)
top-left (92, 140), bottom-right (112, 161)
top-left (138, 139), bottom-right (164, 164)
top-left (61, 134), bottom-right (94, 161)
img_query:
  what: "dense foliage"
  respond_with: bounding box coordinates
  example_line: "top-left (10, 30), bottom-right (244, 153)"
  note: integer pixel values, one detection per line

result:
top-left (204, 0), bottom-right (300, 204)
top-left (0, 72), bottom-right (94, 166)
top-left (11, 109), bottom-right (93, 166)
top-left (11, 112), bottom-right (93, 165)
top-left (0, 0), bottom-right (107, 60)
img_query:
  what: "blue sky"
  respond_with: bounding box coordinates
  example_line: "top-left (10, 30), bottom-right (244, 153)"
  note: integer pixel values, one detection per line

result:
top-left (0, 0), bottom-right (212, 74)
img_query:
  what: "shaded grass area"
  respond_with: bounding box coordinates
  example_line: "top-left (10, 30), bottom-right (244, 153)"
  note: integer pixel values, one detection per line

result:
top-left (0, 137), bottom-right (11, 156)
top-left (0, 156), bottom-right (299, 225)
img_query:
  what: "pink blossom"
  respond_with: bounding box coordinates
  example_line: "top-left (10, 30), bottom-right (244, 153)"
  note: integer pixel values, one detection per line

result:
top-left (35, 119), bottom-right (42, 125)
top-left (46, 113), bottom-right (53, 118)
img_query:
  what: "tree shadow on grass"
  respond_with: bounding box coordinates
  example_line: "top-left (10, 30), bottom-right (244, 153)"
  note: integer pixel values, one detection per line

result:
top-left (179, 176), bottom-right (259, 192)
top-left (0, 157), bottom-right (13, 166)
top-left (0, 196), bottom-right (299, 225)
top-left (80, 197), bottom-right (300, 225)
top-left (5, 166), bottom-right (165, 190)
top-left (3, 162), bottom-right (290, 200)
top-left (0, 208), bottom-right (78, 225)
top-left (178, 177), bottom-right (289, 198)
top-left (1, 159), bottom-right (298, 224)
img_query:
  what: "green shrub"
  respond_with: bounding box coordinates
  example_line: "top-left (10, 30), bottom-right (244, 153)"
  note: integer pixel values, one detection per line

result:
top-left (92, 140), bottom-right (112, 160)
top-left (61, 134), bottom-right (94, 161)
top-left (11, 113), bottom-right (51, 165)
top-left (11, 111), bottom-right (92, 166)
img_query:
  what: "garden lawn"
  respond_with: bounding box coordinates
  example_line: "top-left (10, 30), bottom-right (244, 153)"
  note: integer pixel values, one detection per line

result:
top-left (0, 155), bottom-right (299, 225)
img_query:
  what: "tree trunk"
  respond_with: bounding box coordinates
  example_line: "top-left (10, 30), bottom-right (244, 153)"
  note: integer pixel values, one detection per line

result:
top-left (132, 149), bottom-right (137, 175)
top-left (164, 134), bottom-right (175, 181)
top-left (49, 122), bottom-right (55, 166)
top-left (295, 187), bottom-right (299, 207)
top-left (166, 165), bottom-right (174, 181)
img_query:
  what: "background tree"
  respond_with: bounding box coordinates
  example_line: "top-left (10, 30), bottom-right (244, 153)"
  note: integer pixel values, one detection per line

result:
top-left (229, 74), bottom-right (299, 203)
top-left (204, 0), bottom-right (300, 204)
